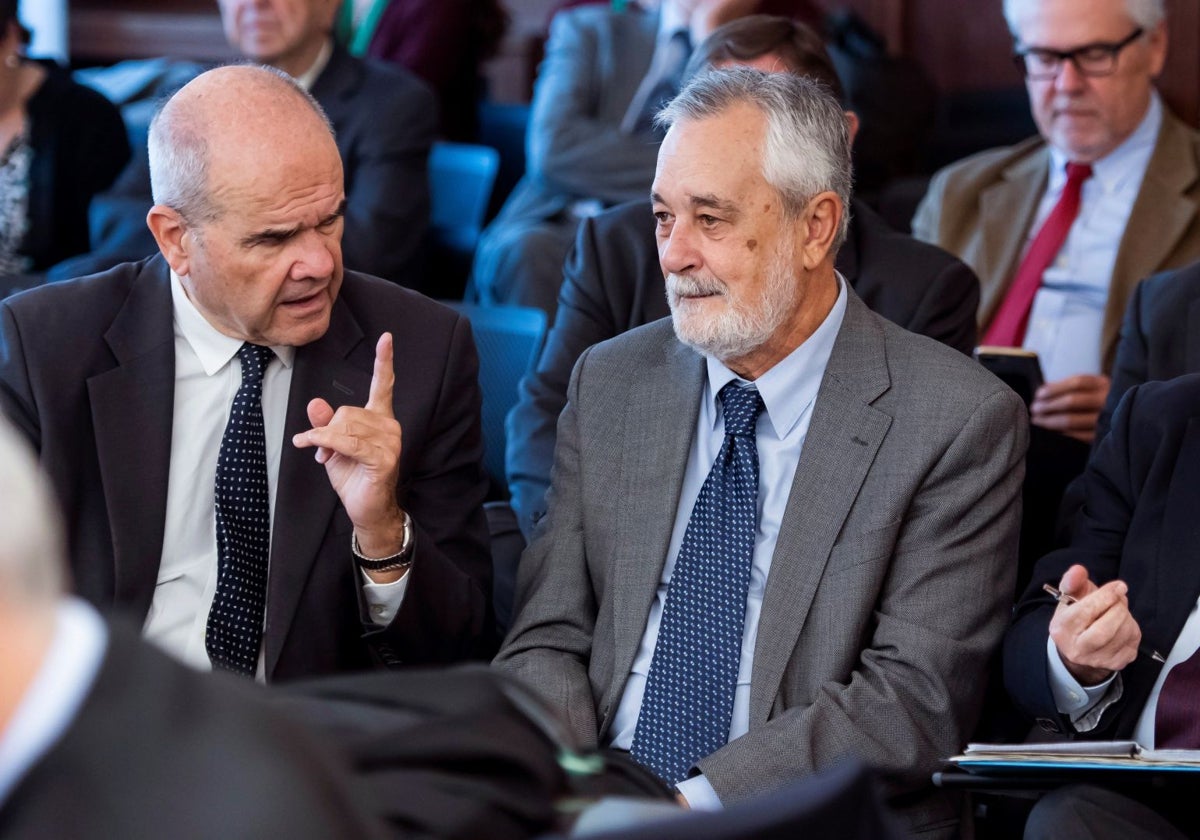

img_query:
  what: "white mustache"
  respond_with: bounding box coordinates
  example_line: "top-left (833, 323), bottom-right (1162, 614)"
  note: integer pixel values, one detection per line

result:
top-left (667, 273), bottom-right (726, 298)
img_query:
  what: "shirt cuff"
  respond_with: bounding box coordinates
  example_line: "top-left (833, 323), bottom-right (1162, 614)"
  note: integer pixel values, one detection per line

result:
top-left (1046, 636), bottom-right (1122, 730)
top-left (675, 774), bottom-right (722, 812)
top-left (359, 567), bottom-right (410, 627)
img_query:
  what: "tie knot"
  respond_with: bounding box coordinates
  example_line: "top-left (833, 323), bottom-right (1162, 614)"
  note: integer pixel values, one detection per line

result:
top-left (237, 343), bottom-right (274, 386)
top-left (1065, 161), bottom-right (1093, 184)
top-left (718, 383), bottom-right (763, 437)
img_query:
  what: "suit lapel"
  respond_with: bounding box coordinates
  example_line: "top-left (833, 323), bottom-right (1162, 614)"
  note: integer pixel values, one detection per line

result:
top-left (86, 258), bottom-right (176, 617)
top-left (977, 151), bottom-right (1048, 329)
top-left (749, 294), bottom-right (893, 724)
top-left (1106, 113), bottom-right (1200, 370)
top-left (264, 299), bottom-right (368, 677)
top-left (309, 44), bottom-right (359, 138)
top-left (605, 337), bottom-right (704, 716)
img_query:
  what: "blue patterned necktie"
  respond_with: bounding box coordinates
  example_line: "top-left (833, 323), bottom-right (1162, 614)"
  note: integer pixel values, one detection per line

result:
top-left (205, 342), bottom-right (274, 677)
top-left (631, 382), bottom-right (765, 785)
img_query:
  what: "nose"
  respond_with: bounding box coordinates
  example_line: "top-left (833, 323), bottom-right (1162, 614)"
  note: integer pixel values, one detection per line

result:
top-left (659, 220), bottom-right (700, 277)
top-left (290, 229), bottom-right (337, 281)
top-left (1054, 56), bottom-right (1086, 93)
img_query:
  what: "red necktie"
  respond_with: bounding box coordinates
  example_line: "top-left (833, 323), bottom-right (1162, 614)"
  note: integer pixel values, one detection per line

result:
top-left (1155, 647), bottom-right (1200, 748)
top-left (983, 162), bottom-right (1093, 347)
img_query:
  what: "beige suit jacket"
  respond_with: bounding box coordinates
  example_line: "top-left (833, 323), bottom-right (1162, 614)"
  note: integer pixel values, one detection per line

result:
top-left (912, 106), bottom-right (1200, 373)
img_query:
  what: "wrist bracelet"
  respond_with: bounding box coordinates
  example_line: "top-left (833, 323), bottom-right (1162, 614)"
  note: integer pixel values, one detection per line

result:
top-left (352, 513), bottom-right (414, 572)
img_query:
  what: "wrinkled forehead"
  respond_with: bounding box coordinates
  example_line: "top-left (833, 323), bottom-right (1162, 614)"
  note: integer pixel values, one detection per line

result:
top-left (654, 107), bottom-right (768, 194)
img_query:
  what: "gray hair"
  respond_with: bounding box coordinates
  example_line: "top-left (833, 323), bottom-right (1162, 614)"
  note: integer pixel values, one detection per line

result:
top-left (656, 67), bottom-right (853, 250)
top-left (1003, 0), bottom-right (1165, 38)
top-left (0, 416), bottom-right (66, 608)
top-left (148, 63), bottom-right (334, 224)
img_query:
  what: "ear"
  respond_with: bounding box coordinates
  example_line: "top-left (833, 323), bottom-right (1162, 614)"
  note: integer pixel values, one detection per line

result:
top-left (146, 204), bottom-right (193, 277)
top-left (796, 191), bottom-right (842, 271)
top-left (1145, 21), bottom-right (1168, 79)
top-left (844, 111), bottom-right (861, 145)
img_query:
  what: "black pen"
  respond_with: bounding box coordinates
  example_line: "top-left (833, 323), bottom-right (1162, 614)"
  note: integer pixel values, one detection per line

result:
top-left (1042, 583), bottom-right (1167, 664)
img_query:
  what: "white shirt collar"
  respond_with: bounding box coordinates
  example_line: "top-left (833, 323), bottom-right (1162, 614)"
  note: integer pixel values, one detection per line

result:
top-left (293, 38), bottom-right (334, 91)
top-left (1048, 90), bottom-right (1162, 195)
top-left (705, 273), bottom-right (848, 441)
top-left (170, 269), bottom-right (294, 375)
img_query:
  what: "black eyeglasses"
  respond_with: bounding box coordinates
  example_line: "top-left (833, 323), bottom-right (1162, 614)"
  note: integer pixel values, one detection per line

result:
top-left (1013, 27), bottom-right (1144, 80)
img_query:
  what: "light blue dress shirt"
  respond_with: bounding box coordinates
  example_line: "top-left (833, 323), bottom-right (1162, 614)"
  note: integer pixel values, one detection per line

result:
top-left (608, 277), bottom-right (848, 808)
top-left (1023, 94), bottom-right (1161, 382)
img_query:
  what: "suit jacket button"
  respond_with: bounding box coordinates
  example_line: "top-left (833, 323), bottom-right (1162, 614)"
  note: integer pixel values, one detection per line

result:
top-left (1036, 717), bottom-right (1061, 734)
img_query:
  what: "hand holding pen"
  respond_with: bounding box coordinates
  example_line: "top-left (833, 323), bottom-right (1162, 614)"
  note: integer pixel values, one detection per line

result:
top-left (1044, 565), bottom-right (1164, 687)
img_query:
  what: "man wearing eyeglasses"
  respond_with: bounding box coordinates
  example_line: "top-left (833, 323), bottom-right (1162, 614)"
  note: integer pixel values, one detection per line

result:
top-left (912, 0), bottom-right (1200, 575)
top-left (914, 0), bottom-right (1200, 445)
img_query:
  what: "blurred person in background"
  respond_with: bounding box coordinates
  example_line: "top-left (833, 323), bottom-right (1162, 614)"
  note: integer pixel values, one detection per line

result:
top-left (0, 0), bottom-right (128, 294)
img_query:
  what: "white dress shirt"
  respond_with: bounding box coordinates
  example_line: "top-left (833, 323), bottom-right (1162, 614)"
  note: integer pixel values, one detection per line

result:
top-left (1048, 591), bottom-right (1200, 746)
top-left (609, 277), bottom-right (848, 808)
top-left (1022, 94), bottom-right (1161, 382)
top-left (144, 271), bottom-right (407, 675)
top-left (0, 599), bottom-right (107, 807)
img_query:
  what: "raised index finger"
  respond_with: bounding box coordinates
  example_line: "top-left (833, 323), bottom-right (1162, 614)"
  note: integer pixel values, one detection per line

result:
top-left (366, 332), bottom-right (395, 416)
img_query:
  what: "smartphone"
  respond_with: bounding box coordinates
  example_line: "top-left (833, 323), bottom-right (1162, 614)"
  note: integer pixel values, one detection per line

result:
top-left (974, 346), bottom-right (1044, 407)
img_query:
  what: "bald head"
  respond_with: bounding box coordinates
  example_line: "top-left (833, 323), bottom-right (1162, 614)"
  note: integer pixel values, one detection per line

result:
top-left (148, 64), bottom-right (337, 224)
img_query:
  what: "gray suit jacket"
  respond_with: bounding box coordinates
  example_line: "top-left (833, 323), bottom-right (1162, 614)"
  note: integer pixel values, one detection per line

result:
top-left (911, 105), bottom-right (1200, 373)
top-left (487, 5), bottom-right (660, 227)
top-left (495, 290), bottom-right (1027, 835)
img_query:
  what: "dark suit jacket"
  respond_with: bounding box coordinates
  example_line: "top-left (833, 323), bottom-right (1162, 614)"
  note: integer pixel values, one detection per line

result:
top-left (314, 44), bottom-right (436, 283)
top-left (0, 622), bottom-right (383, 839)
top-left (51, 46), bottom-right (434, 286)
top-left (0, 255), bottom-right (492, 681)
top-left (1004, 375), bottom-right (1200, 738)
top-left (505, 197), bottom-right (981, 536)
top-left (1098, 262), bottom-right (1200, 441)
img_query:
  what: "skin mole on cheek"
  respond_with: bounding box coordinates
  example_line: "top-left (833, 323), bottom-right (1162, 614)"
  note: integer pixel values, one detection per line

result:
top-left (746, 238), bottom-right (757, 251)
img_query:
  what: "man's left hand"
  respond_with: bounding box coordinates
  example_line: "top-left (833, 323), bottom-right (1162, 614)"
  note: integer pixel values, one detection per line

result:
top-left (1030, 374), bottom-right (1111, 444)
top-left (293, 333), bottom-right (407, 572)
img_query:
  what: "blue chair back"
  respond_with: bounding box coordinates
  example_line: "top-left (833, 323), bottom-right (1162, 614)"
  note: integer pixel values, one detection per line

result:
top-left (445, 302), bottom-right (547, 492)
top-left (429, 141), bottom-right (500, 255)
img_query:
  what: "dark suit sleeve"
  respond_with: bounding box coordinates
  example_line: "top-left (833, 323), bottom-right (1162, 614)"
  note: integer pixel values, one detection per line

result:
top-left (505, 213), bottom-right (624, 538)
top-left (371, 312), bottom-right (493, 660)
top-left (1003, 385), bottom-right (1146, 734)
top-left (339, 72), bottom-right (436, 284)
top-left (903, 255), bottom-right (980, 356)
top-left (1098, 280), bottom-right (1151, 443)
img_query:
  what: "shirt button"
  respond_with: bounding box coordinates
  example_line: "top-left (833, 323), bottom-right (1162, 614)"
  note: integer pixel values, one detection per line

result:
top-left (372, 605), bottom-right (387, 618)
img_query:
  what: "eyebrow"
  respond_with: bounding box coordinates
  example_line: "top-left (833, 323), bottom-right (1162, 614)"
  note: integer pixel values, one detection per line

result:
top-left (649, 191), bottom-right (740, 217)
top-left (688, 193), bottom-right (740, 217)
top-left (241, 199), bottom-right (347, 247)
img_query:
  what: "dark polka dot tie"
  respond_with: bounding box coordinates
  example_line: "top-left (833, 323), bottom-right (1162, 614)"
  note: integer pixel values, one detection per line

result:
top-left (631, 382), bottom-right (764, 785)
top-left (205, 342), bottom-right (274, 677)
